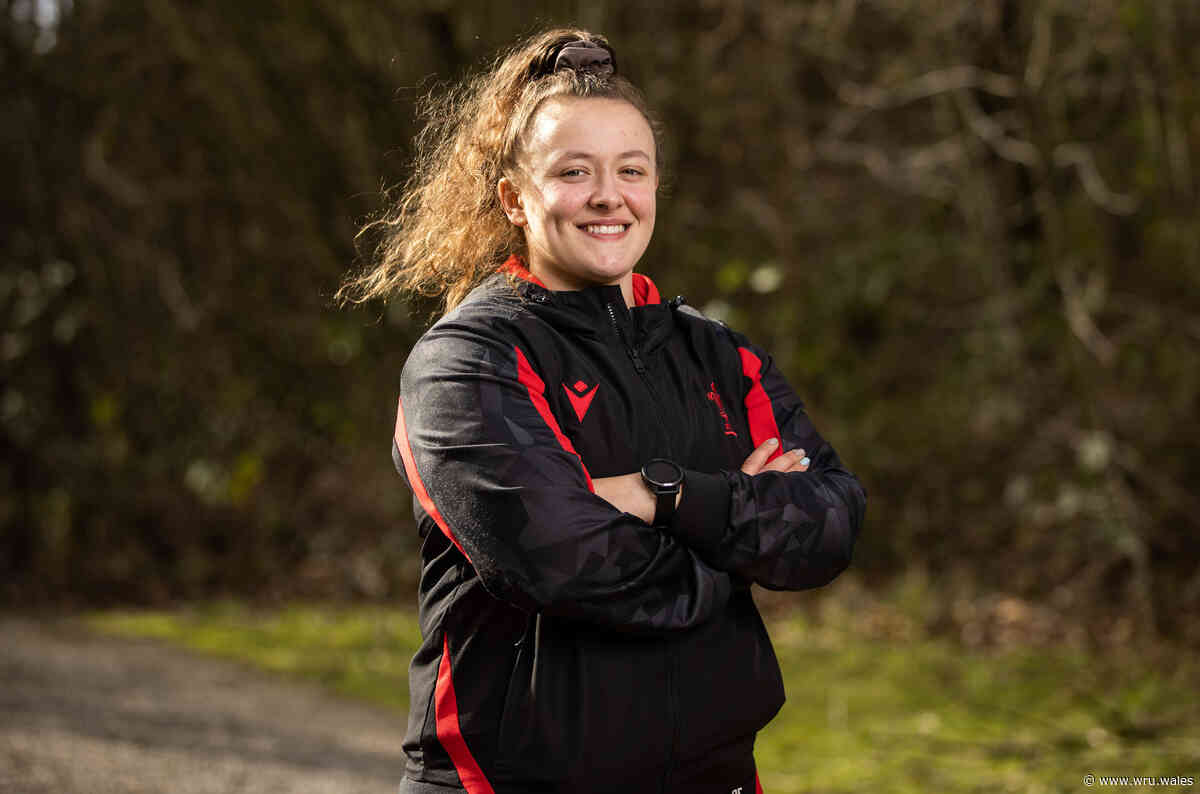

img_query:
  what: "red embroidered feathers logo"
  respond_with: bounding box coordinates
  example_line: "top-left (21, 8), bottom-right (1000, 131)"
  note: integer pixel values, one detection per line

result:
top-left (707, 382), bottom-right (738, 437)
top-left (563, 379), bottom-right (599, 422)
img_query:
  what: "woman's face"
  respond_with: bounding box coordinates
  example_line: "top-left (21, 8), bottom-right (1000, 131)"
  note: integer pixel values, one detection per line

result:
top-left (499, 96), bottom-right (657, 292)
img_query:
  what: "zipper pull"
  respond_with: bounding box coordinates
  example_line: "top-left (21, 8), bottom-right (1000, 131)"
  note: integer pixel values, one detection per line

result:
top-left (607, 301), bottom-right (647, 373)
top-left (629, 347), bottom-right (646, 373)
top-left (605, 301), bottom-right (626, 334)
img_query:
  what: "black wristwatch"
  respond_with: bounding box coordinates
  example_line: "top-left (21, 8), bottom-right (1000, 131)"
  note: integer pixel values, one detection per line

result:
top-left (640, 458), bottom-right (685, 526)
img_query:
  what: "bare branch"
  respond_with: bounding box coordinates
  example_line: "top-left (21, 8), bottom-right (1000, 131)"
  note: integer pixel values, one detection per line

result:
top-left (1024, 5), bottom-right (1053, 91)
top-left (815, 138), bottom-right (956, 201)
top-left (903, 135), bottom-right (968, 172)
top-left (156, 252), bottom-right (201, 331)
top-left (836, 65), bottom-right (1020, 111)
top-left (83, 112), bottom-right (148, 208)
top-left (1053, 143), bottom-right (1139, 215)
top-left (1055, 266), bottom-right (1116, 366)
top-left (955, 90), bottom-right (1042, 168)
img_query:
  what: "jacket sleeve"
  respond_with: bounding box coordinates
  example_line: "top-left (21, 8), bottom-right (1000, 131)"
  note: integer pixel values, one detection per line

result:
top-left (395, 315), bottom-right (732, 633)
top-left (667, 331), bottom-right (867, 591)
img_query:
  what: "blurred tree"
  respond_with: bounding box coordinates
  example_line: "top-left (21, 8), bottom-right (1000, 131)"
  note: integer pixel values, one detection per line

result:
top-left (3, 0), bottom-right (1197, 642)
top-left (2, 0), bottom-right (449, 601)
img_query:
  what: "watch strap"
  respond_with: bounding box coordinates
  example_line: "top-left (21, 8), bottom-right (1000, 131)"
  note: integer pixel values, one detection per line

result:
top-left (653, 488), bottom-right (676, 526)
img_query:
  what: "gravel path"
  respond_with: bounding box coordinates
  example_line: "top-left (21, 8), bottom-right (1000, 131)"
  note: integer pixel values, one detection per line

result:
top-left (0, 617), bottom-right (409, 794)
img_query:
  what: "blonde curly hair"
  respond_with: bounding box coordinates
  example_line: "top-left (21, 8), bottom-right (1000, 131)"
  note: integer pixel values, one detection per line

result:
top-left (338, 28), bottom-right (663, 314)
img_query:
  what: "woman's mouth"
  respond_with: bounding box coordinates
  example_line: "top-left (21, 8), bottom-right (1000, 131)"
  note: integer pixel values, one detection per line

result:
top-left (580, 223), bottom-right (629, 237)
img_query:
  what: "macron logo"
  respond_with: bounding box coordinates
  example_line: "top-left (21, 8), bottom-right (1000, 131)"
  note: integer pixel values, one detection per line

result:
top-left (563, 379), bottom-right (599, 422)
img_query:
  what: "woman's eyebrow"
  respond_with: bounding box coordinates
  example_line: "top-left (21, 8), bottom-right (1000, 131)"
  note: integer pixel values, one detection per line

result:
top-left (554, 149), bottom-right (651, 161)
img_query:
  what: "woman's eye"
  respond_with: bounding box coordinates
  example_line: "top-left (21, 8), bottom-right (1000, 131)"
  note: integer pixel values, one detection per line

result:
top-left (621, 167), bottom-right (645, 177)
top-left (561, 167), bottom-right (586, 177)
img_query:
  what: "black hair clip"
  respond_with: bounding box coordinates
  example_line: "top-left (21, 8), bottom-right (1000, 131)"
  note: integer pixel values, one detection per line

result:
top-left (543, 39), bottom-right (616, 78)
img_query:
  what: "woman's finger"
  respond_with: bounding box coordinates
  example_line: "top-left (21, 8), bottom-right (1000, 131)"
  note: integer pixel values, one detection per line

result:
top-left (740, 438), bottom-right (780, 475)
top-left (761, 448), bottom-right (808, 474)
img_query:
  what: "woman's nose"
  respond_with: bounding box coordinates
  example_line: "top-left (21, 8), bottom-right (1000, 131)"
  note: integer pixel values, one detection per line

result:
top-left (588, 172), bottom-right (623, 210)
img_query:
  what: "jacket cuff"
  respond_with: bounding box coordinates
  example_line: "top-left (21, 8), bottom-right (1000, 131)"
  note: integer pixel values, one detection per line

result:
top-left (670, 469), bottom-right (731, 556)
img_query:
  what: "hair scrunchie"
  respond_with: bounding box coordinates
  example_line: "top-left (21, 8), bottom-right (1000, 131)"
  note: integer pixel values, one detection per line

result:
top-left (545, 39), bottom-right (617, 78)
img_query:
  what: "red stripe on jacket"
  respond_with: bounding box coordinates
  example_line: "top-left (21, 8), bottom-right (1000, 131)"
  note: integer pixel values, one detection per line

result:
top-left (394, 397), bottom-right (471, 558)
top-left (514, 345), bottom-right (595, 491)
top-left (738, 347), bottom-right (784, 463)
top-left (435, 633), bottom-right (496, 794)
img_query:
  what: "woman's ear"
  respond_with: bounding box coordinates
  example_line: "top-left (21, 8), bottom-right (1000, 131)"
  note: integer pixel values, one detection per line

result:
top-left (497, 177), bottom-right (526, 227)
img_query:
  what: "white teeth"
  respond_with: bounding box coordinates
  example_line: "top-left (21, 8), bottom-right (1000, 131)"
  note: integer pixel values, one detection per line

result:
top-left (585, 224), bottom-right (626, 235)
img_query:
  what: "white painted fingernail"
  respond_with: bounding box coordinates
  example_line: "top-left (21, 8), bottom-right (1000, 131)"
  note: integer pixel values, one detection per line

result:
top-left (766, 438), bottom-right (779, 446)
top-left (800, 457), bottom-right (811, 467)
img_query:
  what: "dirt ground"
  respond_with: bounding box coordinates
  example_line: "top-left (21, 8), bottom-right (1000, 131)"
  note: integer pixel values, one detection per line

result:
top-left (0, 616), bottom-right (409, 793)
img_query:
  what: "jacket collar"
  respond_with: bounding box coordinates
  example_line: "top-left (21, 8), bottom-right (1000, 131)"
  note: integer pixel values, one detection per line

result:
top-left (499, 254), bottom-right (662, 307)
top-left (496, 254), bottom-right (673, 347)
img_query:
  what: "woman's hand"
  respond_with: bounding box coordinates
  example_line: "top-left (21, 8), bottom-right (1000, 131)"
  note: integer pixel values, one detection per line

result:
top-left (740, 438), bottom-right (810, 476)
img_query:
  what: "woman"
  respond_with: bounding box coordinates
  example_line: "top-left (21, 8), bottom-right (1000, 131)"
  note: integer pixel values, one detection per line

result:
top-left (342, 28), bottom-right (866, 794)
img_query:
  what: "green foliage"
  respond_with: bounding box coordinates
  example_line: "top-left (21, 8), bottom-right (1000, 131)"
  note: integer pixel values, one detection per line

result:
top-left (88, 603), bottom-right (1200, 793)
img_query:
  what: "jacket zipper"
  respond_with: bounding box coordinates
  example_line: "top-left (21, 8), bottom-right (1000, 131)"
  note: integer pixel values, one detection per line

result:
top-left (606, 301), bottom-right (675, 458)
top-left (605, 301), bottom-right (646, 372)
top-left (609, 300), bottom-right (681, 788)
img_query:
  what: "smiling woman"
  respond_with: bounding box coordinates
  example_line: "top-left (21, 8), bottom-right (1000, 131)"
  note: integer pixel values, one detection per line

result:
top-left (339, 27), bottom-right (866, 794)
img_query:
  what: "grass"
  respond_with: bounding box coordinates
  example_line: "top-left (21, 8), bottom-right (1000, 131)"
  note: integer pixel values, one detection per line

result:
top-left (88, 602), bottom-right (421, 713)
top-left (88, 602), bottom-right (1199, 793)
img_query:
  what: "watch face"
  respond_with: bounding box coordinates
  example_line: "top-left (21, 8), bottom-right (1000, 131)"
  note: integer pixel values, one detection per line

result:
top-left (643, 459), bottom-right (684, 488)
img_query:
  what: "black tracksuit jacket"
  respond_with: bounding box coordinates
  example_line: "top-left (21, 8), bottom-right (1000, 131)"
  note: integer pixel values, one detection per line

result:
top-left (391, 261), bottom-right (866, 794)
